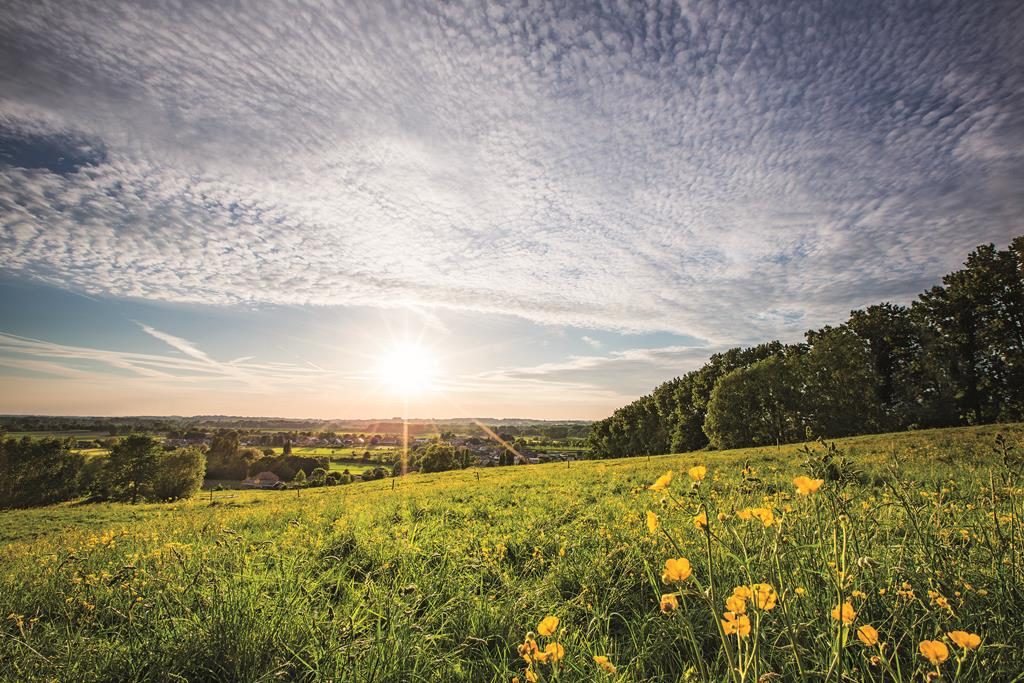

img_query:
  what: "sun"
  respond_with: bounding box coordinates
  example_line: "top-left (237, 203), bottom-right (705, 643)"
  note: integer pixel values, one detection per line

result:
top-left (375, 342), bottom-right (439, 396)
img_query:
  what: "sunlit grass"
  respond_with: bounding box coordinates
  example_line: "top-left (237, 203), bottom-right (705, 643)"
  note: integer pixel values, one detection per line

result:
top-left (1, 423), bottom-right (1022, 681)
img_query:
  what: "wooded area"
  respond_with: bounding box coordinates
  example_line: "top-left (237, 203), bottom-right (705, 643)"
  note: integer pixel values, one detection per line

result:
top-left (587, 237), bottom-right (1024, 457)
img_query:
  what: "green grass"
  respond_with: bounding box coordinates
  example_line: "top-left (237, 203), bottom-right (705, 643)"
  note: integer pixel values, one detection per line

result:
top-left (1, 423), bottom-right (1022, 681)
top-left (326, 460), bottom-right (380, 475)
top-left (69, 448), bottom-right (111, 457)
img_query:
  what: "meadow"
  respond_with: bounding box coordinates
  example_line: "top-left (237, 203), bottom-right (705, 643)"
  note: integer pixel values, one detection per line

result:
top-left (1, 423), bottom-right (1022, 682)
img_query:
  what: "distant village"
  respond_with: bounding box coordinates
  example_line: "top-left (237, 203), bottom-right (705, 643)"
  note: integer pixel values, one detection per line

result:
top-left (159, 431), bottom-right (583, 468)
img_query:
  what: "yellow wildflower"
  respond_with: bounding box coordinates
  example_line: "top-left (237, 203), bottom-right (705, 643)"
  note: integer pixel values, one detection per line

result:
top-left (688, 465), bottom-right (707, 481)
top-left (543, 642), bottom-right (564, 663)
top-left (948, 631), bottom-right (981, 650)
top-left (537, 616), bottom-right (559, 637)
top-left (593, 656), bottom-right (616, 674)
top-left (749, 583), bottom-right (777, 610)
top-left (518, 637), bottom-right (539, 663)
top-left (661, 557), bottom-right (692, 583)
top-left (525, 670), bottom-right (538, 683)
top-left (857, 625), bottom-right (879, 647)
top-left (693, 511), bottom-right (708, 531)
top-left (721, 611), bottom-right (751, 637)
top-left (660, 593), bottom-right (679, 613)
top-left (919, 640), bottom-right (949, 665)
top-left (793, 475), bottom-right (824, 495)
top-left (725, 594), bottom-right (746, 614)
top-left (831, 602), bottom-right (856, 624)
top-left (646, 510), bottom-right (659, 534)
top-left (649, 471), bottom-right (673, 491)
top-left (737, 507), bottom-right (775, 527)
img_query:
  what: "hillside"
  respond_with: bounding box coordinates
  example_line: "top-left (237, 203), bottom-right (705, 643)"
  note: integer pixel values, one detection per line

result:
top-left (2, 423), bottom-right (1022, 681)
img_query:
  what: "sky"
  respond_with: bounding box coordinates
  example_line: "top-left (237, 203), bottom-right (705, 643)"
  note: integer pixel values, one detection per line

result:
top-left (0, 0), bottom-right (1021, 420)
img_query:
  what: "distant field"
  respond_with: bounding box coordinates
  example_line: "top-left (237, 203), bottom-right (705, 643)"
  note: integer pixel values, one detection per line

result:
top-left (5, 430), bottom-right (112, 440)
top-left (268, 446), bottom-right (399, 458)
top-left (2, 423), bottom-right (1022, 681)
top-left (530, 444), bottom-right (588, 453)
top-left (326, 460), bottom-right (379, 475)
top-left (71, 448), bottom-right (110, 457)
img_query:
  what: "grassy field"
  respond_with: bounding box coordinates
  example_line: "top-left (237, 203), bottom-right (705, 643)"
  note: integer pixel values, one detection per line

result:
top-left (6, 430), bottom-right (113, 440)
top-left (272, 445), bottom-right (398, 458)
top-left (1, 423), bottom-right (1022, 681)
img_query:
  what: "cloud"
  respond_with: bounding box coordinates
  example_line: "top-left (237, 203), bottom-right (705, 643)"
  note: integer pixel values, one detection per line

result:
top-left (0, 331), bottom-right (325, 390)
top-left (477, 343), bottom-right (726, 396)
top-left (581, 335), bottom-right (602, 349)
top-left (136, 323), bottom-right (214, 364)
top-left (0, 0), bottom-right (1021, 346)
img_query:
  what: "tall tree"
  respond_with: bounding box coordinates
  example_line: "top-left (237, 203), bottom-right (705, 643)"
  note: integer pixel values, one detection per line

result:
top-left (800, 326), bottom-right (882, 438)
top-left (107, 434), bottom-right (162, 503)
top-left (704, 356), bottom-right (803, 449)
top-left (845, 303), bottom-right (920, 428)
top-left (914, 241), bottom-right (1024, 424)
top-left (0, 438), bottom-right (85, 508)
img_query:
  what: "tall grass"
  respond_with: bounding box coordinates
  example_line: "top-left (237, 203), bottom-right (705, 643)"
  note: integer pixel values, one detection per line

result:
top-left (1, 423), bottom-right (1022, 681)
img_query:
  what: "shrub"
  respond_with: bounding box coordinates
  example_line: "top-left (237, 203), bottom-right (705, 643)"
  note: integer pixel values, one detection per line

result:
top-left (151, 448), bottom-right (206, 501)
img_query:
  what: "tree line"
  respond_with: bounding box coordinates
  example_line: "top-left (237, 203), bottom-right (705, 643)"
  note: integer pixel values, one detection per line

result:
top-left (587, 237), bottom-right (1024, 457)
top-left (0, 435), bottom-right (205, 509)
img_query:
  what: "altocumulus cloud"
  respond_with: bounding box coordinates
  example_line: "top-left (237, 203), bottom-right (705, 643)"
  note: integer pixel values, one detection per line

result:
top-left (0, 0), bottom-right (1022, 344)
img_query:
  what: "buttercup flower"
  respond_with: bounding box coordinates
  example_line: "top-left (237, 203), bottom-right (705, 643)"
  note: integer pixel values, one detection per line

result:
top-left (593, 656), bottom-right (616, 674)
top-left (749, 583), bottom-right (777, 610)
top-left (693, 511), bottom-right (708, 531)
top-left (519, 637), bottom-right (539, 663)
top-left (725, 594), bottom-right (746, 614)
top-left (646, 510), bottom-right (659, 534)
top-left (831, 602), bottom-right (856, 624)
top-left (543, 642), bottom-right (564, 663)
top-left (537, 616), bottom-right (559, 637)
top-left (688, 465), bottom-right (707, 481)
top-left (661, 557), bottom-right (692, 583)
top-left (737, 507), bottom-right (775, 527)
top-left (793, 475), bottom-right (825, 495)
top-left (857, 625), bottom-right (879, 647)
top-left (948, 631), bottom-right (981, 650)
top-left (650, 471), bottom-right (673, 491)
top-left (919, 640), bottom-right (949, 665)
top-left (660, 593), bottom-right (679, 613)
top-left (721, 611), bottom-right (751, 637)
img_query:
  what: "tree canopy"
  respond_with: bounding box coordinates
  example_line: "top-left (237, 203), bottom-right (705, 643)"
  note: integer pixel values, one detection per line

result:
top-left (588, 237), bottom-right (1024, 457)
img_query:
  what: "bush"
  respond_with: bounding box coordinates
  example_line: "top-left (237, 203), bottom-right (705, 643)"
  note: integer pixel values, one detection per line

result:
top-left (151, 448), bottom-right (206, 501)
top-left (309, 467), bottom-right (328, 487)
